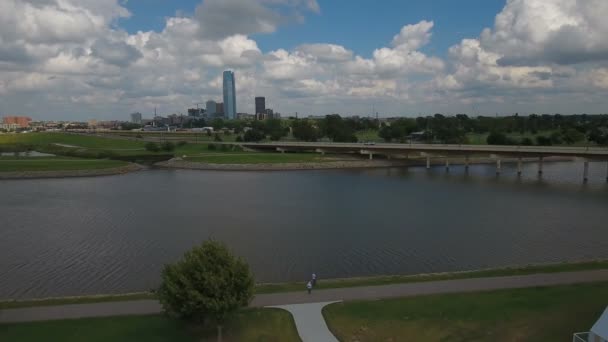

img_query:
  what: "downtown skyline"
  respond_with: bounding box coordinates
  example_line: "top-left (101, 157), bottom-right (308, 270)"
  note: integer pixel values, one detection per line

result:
top-left (1, 0), bottom-right (608, 120)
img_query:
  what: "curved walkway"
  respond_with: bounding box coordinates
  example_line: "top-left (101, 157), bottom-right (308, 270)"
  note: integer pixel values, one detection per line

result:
top-left (2, 269), bottom-right (608, 324)
top-left (269, 302), bottom-right (340, 342)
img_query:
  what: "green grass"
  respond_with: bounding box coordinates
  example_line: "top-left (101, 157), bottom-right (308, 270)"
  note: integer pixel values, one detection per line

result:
top-left (0, 158), bottom-right (128, 172)
top-left (323, 282), bottom-right (608, 342)
top-left (0, 309), bottom-right (300, 342)
top-left (184, 152), bottom-right (332, 164)
top-left (0, 133), bottom-right (145, 149)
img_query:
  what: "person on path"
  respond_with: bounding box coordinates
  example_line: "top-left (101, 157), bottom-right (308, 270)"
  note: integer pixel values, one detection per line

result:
top-left (306, 281), bottom-right (312, 294)
top-left (312, 273), bottom-right (317, 287)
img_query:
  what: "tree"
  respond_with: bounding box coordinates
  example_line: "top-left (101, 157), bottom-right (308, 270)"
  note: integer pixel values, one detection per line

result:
top-left (561, 128), bottom-right (585, 145)
top-left (536, 135), bottom-right (552, 146)
top-left (161, 142), bottom-right (175, 152)
top-left (486, 132), bottom-right (510, 145)
top-left (144, 142), bottom-right (160, 152)
top-left (264, 119), bottom-right (287, 141)
top-left (158, 240), bottom-right (254, 341)
top-left (292, 120), bottom-right (320, 142)
top-left (243, 129), bottom-right (265, 142)
top-left (214, 133), bottom-right (223, 142)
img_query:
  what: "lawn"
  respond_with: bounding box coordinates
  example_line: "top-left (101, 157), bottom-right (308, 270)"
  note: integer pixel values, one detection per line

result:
top-left (0, 309), bottom-right (300, 342)
top-left (0, 158), bottom-right (128, 172)
top-left (323, 282), bottom-right (608, 342)
top-left (0, 133), bottom-right (145, 150)
top-left (184, 152), bottom-right (331, 164)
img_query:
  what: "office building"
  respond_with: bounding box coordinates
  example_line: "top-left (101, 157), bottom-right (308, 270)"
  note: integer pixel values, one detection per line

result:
top-left (2, 116), bottom-right (32, 128)
top-left (222, 70), bottom-right (236, 120)
top-left (206, 100), bottom-right (217, 117)
top-left (255, 97), bottom-right (266, 115)
top-left (216, 102), bottom-right (224, 116)
top-left (130, 112), bottom-right (142, 124)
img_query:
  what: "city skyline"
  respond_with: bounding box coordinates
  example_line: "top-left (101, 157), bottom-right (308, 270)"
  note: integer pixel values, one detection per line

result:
top-left (2, 1), bottom-right (608, 121)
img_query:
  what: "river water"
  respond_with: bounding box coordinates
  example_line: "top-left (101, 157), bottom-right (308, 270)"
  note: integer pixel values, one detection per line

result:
top-left (1, 160), bottom-right (608, 299)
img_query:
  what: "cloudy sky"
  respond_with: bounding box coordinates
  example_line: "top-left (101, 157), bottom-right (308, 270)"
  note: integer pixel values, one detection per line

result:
top-left (1, 0), bottom-right (608, 121)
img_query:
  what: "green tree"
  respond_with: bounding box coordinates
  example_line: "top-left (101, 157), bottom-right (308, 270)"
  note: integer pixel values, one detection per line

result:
top-left (144, 142), bottom-right (160, 152)
top-left (214, 133), bottom-right (223, 142)
top-left (161, 142), bottom-right (175, 152)
top-left (158, 240), bottom-right (254, 341)
top-left (561, 128), bottom-right (585, 145)
top-left (292, 120), bottom-right (320, 142)
top-left (486, 132), bottom-right (510, 145)
top-left (244, 129), bottom-right (265, 142)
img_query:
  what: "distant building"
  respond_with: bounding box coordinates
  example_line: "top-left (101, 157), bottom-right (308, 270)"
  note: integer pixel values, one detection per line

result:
top-left (223, 71), bottom-right (237, 120)
top-left (265, 109), bottom-right (274, 118)
top-left (187, 108), bottom-right (204, 117)
top-left (206, 100), bottom-right (217, 117)
top-left (237, 113), bottom-right (255, 120)
top-left (255, 97), bottom-right (266, 116)
top-left (216, 102), bottom-right (224, 117)
top-left (3, 116), bottom-right (32, 128)
top-left (130, 112), bottom-right (142, 124)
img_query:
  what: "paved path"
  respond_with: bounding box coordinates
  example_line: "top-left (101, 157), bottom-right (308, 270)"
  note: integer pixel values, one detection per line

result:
top-left (2, 269), bottom-right (608, 323)
top-left (269, 302), bottom-right (340, 342)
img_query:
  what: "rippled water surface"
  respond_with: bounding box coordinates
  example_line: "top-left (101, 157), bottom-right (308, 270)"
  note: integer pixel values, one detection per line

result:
top-left (1, 160), bottom-right (608, 299)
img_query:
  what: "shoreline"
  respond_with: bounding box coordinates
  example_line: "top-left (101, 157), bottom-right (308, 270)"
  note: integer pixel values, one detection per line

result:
top-left (0, 163), bottom-right (143, 180)
top-left (155, 155), bottom-right (574, 172)
top-left (1, 259), bottom-right (606, 305)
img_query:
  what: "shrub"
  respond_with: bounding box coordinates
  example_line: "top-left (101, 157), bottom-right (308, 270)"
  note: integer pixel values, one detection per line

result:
top-left (161, 142), bottom-right (175, 152)
top-left (145, 142), bottom-right (160, 152)
top-left (176, 141), bottom-right (187, 147)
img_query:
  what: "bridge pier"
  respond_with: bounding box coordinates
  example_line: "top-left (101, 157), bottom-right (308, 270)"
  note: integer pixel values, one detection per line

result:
top-left (445, 158), bottom-right (450, 172)
top-left (584, 160), bottom-right (589, 183)
top-left (606, 161), bottom-right (608, 182)
top-left (496, 159), bottom-right (502, 175)
top-left (276, 147), bottom-right (286, 154)
top-left (538, 157), bottom-right (544, 175)
top-left (464, 156), bottom-right (470, 172)
top-left (369, 153), bottom-right (373, 160)
top-left (315, 148), bottom-right (325, 155)
top-left (426, 156), bottom-right (431, 169)
top-left (517, 157), bottom-right (523, 176)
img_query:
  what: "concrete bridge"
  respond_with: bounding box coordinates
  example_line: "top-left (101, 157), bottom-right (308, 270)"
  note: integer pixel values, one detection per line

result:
top-left (240, 142), bottom-right (608, 182)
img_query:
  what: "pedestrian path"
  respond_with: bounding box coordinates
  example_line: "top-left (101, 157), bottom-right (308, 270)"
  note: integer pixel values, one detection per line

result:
top-left (2, 269), bottom-right (608, 323)
top-left (269, 301), bottom-right (340, 342)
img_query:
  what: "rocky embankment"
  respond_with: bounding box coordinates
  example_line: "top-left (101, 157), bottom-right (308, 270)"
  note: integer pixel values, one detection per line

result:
top-left (0, 163), bottom-right (143, 180)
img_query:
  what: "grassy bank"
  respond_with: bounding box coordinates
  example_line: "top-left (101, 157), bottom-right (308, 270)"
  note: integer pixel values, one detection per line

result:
top-left (0, 133), bottom-right (145, 150)
top-left (323, 282), bottom-right (608, 341)
top-left (0, 158), bottom-right (128, 172)
top-left (0, 309), bottom-right (300, 342)
top-left (183, 152), bottom-right (334, 164)
top-left (2, 260), bottom-right (607, 309)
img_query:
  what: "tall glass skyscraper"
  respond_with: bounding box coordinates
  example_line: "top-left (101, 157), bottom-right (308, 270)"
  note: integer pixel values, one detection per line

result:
top-left (222, 71), bottom-right (236, 120)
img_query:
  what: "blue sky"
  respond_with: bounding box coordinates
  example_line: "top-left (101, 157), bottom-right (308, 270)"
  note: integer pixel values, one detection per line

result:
top-left (4, 0), bottom-right (608, 120)
top-left (120, 0), bottom-right (505, 57)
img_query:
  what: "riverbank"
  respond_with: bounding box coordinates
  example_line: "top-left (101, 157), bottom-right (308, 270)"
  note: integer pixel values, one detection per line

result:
top-left (0, 163), bottom-right (142, 180)
top-left (156, 155), bottom-right (573, 171)
top-left (2, 259), bottom-right (606, 309)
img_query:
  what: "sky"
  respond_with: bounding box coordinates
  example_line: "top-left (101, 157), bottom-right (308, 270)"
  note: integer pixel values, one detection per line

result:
top-left (1, 0), bottom-right (608, 121)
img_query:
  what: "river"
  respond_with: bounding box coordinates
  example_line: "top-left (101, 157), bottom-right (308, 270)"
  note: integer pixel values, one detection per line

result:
top-left (1, 160), bottom-right (607, 299)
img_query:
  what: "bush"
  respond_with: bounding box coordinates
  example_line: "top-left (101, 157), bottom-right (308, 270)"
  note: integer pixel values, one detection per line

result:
top-left (161, 142), bottom-right (175, 152)
top-left (145, 142), bottom-right (160, 152)
top-left (176, 141), bottom-right (187, 147)
top-left (486, 132), bottom-right (509, 145)
top-left (220, 144), bottom-right (229, 151)
top-left (536, 135), bottom-right (552, 146)
top-left (243, 129), bottom-right (265, 142)
top-left (207, 144), bottom-right (217, 151)
top-left (521, 137), bottom-right (534, 146)
top-left (214, 134), bottom-right (223, 142)
top-left (235, 135), bottom-right (243, 142)
top-left (158, 240), bottom-right (254, 339)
